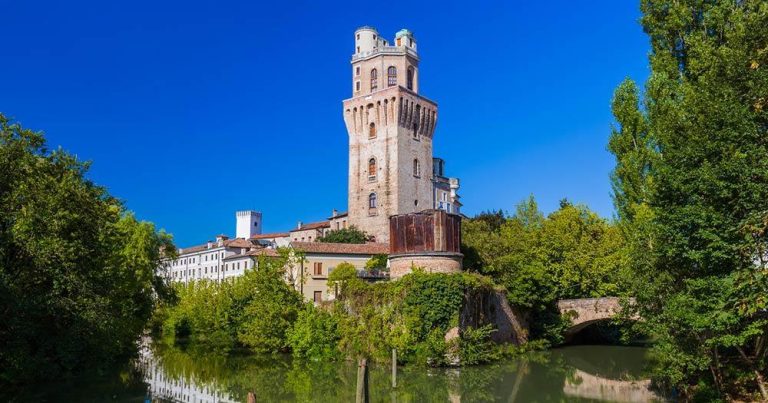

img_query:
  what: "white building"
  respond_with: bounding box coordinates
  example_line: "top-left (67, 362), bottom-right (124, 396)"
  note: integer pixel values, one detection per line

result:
top-left (162, 210), bottom-right (263, 284)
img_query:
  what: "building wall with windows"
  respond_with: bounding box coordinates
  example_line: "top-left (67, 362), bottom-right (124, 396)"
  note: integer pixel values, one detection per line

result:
top-left (164, 235), bottom-right (256, 284)
top-left (290, 242), bottom-right (389, 303)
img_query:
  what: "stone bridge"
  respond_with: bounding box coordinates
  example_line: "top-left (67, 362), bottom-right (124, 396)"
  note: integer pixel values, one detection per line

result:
top-left (557, 297), bottom-right (637, 337)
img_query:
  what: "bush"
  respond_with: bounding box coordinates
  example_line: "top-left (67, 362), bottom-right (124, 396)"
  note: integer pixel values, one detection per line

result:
top-left (333, 271), bottom-right (502, 366)
top-left (459, 325), bottom-right (501, 365)
top-left (287, 304), bottom-right (340, 360)
top-left (161, 257), bottom-right (303, 354)
top-left (317, 226), bottom-right (368, 244)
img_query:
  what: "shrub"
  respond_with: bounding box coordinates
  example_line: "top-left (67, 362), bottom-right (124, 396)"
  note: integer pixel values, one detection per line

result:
top-left (317, 226), bottom-right (368, 244)
top-left (288, 304), bottom-right (340, 360)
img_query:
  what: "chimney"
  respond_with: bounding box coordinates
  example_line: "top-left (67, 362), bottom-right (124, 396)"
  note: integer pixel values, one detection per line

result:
top-left (332, 209), bottom-right (338, 217)
top-left (216, 234), bottom-right (228, 247)
top-left (207, 240), bottom-right (213, 249)
top-left (297, 221), bottom-right (303, 229)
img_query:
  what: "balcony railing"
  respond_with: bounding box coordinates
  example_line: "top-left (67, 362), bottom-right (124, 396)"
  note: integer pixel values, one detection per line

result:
top-left (352, 46), bottom-right (418, 62)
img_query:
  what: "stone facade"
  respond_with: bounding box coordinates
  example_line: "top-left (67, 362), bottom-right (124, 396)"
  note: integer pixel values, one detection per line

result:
top-left (343, 27), bottom-right (460, 243)
top-left (389, 252), bottom-right (463, 278)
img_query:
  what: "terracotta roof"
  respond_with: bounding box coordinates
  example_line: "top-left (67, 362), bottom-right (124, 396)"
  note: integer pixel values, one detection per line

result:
top-left (329, 211), bottom-right (349, 219)
top-left (226, 238), bottom-right (254, 248)
top-left (223, 248), bottom-right (281, 260)
top-left (291, 242), bottom-right (389, 255)
top-left (179, 238), bottom-right (253, 254)
top-left (251, 232), bottom-right (290, 240)
top-left (290, 220), bottom-right (330, 232)
top-left (248, 248), bottom-right (280, 257)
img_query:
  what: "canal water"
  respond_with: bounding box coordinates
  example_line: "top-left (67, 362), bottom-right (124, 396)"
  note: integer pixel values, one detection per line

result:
top-left (6, 342), bottom-right (664, 402)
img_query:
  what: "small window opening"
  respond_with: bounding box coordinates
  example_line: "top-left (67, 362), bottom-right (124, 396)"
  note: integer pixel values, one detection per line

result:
top-left (370, 68), bottom-right (378, 91)
top-left (387, 66), bottom-right (397, 87)
top-left (368, 158), bottom-right (377, 177)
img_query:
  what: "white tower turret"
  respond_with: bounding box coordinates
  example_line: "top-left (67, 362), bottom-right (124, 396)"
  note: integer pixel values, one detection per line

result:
top-left (235, 210), bottom-right (262, 239)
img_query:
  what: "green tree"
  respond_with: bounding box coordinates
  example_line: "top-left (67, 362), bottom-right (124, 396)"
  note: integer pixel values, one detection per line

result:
top-left (235, 257), bottom-right (304, 353)
top-left (609, 1), bottom-right (768, 398)
top-left (327, 262), bottom-right (362, 298)
top-left (0, 114), bottom-right (175, 385)
top-left (364, 254), bottom-right (388, 272)
top-left (163, 255), bottom-right (304, 354)
top-left (287, 304), bottom-right (340, 360)
top-left (462, 196), bottom-right (627, 343)
top-left (317, 226), bottom-right (369, 244)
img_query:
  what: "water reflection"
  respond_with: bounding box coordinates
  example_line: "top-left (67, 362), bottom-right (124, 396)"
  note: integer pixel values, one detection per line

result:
top-left (134, 343), bottom-right (662, 403)
top-left (5, 342), bottom-right (664, 402)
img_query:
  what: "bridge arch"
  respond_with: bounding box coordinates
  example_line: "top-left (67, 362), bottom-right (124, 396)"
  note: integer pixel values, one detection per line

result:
top-left (557, 297), bottom-right (638, 340)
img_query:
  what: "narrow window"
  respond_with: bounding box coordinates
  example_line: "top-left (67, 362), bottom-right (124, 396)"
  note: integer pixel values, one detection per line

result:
top-left (314, 262), bottom-right (323, 276)
top-left (413, 159), bottom-right (420, 177)
top-left (387, 66), bottom-right (397, 86)
top-left (396, 37), bottom-right (401, 46)
top-left (356, 81), bottom-right (360, 92)
top-left (314, 291), bottom-right (322, 303)
top-left (370, 68), bottom-right (378, 91)
top-left (413, 123), bottom-right (419, 139)
top-left (369, 193), bottom-right (377, 209)
top-left (368, 157), bottom-right (377, 178)
top-left (407, 67), bottom-right (414, 90)
top-left (355, 66), bottom-right (360, 76)
top-left (369, 122), bottom-right (376, 138)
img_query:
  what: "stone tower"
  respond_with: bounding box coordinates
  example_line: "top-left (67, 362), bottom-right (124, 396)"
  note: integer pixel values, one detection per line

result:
top-left (235, 210), bottom-right (262, 239)
top-left (343, 27), bottom-right (438, 243)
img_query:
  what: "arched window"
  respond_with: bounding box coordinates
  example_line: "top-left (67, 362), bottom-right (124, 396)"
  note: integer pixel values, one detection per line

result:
top-left (370, 68), bottom-right (378, 91)
top-left (407, 67), bottom-right (414, 90)
top-left (387, 66), bottom-right (397, 87)
top-left (369, 122), bottom-right (376, 138)
top-left (368, 157), bottom-right (377, 177)
top-left (413, 159), bottom-right (420, 177)
top-left (369, 193), bottom-right (377, 209)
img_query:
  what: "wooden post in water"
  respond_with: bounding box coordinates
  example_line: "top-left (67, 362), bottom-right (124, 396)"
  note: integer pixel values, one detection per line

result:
top-left (391, 348), bottom-right (397, 388)
top-left (356, 358), bottom-right (369, 403)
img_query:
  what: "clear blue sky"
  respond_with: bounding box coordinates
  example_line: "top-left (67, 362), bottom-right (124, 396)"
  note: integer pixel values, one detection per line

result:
top-left (1, 1), bottom-right (649, 247)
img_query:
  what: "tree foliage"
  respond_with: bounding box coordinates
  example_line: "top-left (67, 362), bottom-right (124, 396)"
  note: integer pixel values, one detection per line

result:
top-left (609, 1), bottom-right (768, 399)
top-left (162, 256), bottom-right (304, 354)
top-left (287, 304), bottom-right (340, 360)
top-left (462, 196), bottom-right (628, 343)
top-left (317, 226), bottom-right (369, 244)
top-left (0, 114), bottom-right (175, 385)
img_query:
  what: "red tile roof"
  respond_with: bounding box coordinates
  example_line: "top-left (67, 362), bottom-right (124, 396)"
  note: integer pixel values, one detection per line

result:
top-left (291, 242), bottom-right (389, 255)
top-left (223, 248), bottom-right (280, 260)
top-left (290, 220), bottom-right (330, 232)
top-left (251, 232), bottom-right (290, 240)
top-left (179, 238), bottom-right (254, 254)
